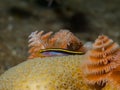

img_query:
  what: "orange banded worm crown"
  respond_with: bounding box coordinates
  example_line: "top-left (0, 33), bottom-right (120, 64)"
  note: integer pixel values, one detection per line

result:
top-left (85, 35), bottom-right (120, 86)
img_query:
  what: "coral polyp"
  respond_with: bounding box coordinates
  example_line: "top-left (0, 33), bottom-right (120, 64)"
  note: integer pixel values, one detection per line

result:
top-left (85, 35), bottom-right (120, 86)
top-left (28, 31), bottom-right (53, 58)
top-left (49, 30), bottom-right (85, 51)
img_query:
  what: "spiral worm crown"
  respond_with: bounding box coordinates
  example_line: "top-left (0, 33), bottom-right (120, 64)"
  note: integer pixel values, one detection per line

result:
top-left (85, 35), bottom-right (120, 85)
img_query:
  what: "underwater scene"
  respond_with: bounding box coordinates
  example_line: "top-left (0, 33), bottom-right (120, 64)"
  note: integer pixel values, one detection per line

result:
top-left (0, 0), bottom-right (120, 90)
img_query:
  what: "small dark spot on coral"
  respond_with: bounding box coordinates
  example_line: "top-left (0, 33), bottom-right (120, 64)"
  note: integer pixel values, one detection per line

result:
top-left (107, 60), bottom-right (111, 64)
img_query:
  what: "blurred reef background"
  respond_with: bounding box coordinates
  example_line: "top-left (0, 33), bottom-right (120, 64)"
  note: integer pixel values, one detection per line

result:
top-left (0, 0), bottom-right (120, 75)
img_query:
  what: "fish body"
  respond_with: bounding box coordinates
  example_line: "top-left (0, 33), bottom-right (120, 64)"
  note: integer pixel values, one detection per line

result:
top-left (39, 48), bottom-right (85, 57)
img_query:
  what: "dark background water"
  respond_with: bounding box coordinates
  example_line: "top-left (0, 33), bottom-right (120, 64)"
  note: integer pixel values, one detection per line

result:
top-left (0, 0), bottom-right (120, 74)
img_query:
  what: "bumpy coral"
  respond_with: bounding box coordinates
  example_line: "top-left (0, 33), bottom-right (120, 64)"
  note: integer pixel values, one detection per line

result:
top-left (28, 30), bottom-right (86, 59)
top-left (84, 35), bottom-right (120, 86)
top-left (0, 55), bottom-right (92, 90)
